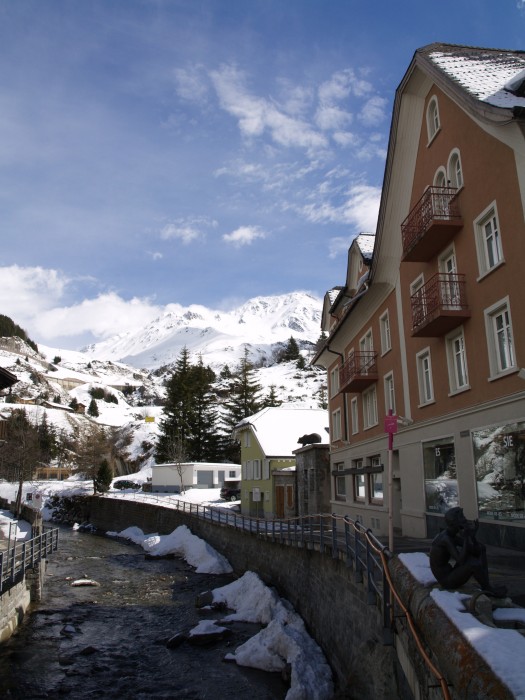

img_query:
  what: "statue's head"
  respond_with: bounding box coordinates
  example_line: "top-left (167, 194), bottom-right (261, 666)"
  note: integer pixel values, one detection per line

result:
top-left (444, 506), bottom-right (467, 529)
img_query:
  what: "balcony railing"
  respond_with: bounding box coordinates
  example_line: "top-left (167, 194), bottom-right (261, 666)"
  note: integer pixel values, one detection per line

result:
top-left (401, 187), bottom-right (462, 262)
top-left (340, 350), bottom-right (378, 392)
top-left (411, 273), bottom-right (470, 337)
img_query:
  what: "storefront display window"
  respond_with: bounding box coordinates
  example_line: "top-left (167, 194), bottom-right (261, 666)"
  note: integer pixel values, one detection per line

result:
top-left (423, 437), bottom-right (458, 513)
top-left (473, 421), bottom-right (525, 521)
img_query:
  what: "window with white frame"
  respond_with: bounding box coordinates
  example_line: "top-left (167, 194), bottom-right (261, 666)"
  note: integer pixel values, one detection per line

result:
top-left (368, 455), bottom-right (383, 504)
top-left (474, 203), bottom-right (504, 277)
top-left (362, 385), bottom-right (378, 429)
top-left (433, 167), bottom-right (447, 187)
top-left (384, 372), bottom-right (396, 415)
top-left (416, 348), bottom-right (434, 405)
top-left (446, 328), bottom-right (469, 393)
top-left (335, 462), bottom-right (346, 498)
top-left (484, 298), bottom-right (516, 377)
top-left (353, 459), bottom-right (365, 501)
top-left (330, 366), bottom-right (340, 398)
top-left (448, 149), bottom-right (463, 189)
top-left (351, 396), bottom-right (359, 434)
top-left (331, 408), bottom-right (342, 441)
top-left (379, 310), bottom-right (392, 354)
top-left (426, 96), bottom-right (440, 142)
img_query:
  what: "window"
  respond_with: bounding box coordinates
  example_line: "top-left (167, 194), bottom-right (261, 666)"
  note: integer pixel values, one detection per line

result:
top-left (362, 386), bottom-right (378, 429)
top-left (446, 329), bottom-right (469, 393)
top-left (331, 408), bottom-right (342, 441)
top-left (330, 366), bottom-right (340, 398)
top-left (384, 372), bottom-right (396, 414)
top-left (253, 459), bottom-right (261, 480)
top-left (379, 311), bottom-right (391, 354)
top-left (353, 459), bottom-right (365, 501)
top-left (423, 438), bottom-right (457, 513)
top-left (426, 96), bottom-right (440, 142)
top-left (263, 460), bottom-right (270, 479)
top-left (228, 470), bottom-right (237, 478)
top-left (416, 348), bottom-right (434, 405)
top-left (335, 462), bottom-right (346, 498)
top-left (246, 460), bottom-right (254, 479)
top-left (368, 456), bottom-right (383, 504)
top-left (439, 248), bottom-right (461, 310)
top-left (433, 167), bottom-right (447, 187)
top-left (359, 328), bottom-right (374, 373)
top-left (244, 432), bottom-right (251, 448)
top-left (473, 421), bottom-right (525, 521)
top-left (485, 298), bottom-right (516, 378)
top-left (448, 149), bottom-right (463, 189)
top-left (351, 396), bottom-right (359, 434)
top-left (474, 203), bottom-right (504, 277)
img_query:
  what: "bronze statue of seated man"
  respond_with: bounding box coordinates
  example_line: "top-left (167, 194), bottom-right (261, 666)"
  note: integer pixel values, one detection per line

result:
top-left (429, 506), bottom-right (507, 598)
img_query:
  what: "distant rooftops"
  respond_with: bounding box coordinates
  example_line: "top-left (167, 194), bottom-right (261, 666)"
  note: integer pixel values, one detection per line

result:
top-left (420, 43), bottom-right (525, 109)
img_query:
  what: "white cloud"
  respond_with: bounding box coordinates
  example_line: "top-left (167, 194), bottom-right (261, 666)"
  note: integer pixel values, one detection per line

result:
top-left (222, 225), bottom-right (266, 247)
top-left (0, 265), bottom-right (161, 345)
top-left (173, 65), bottom-right (209, 104)
top-left (359, 95), bottom-right (388, 125)
top-left (159, 217), bottom-right (217, 244)
top-left (318, 69), bottom-right (372, 103)
top-left (328, 237), bottom-right (352, 259)
top-left (299, 183), bottom-right (381, 231)
top-left (210, 64), bottom-right (327, 152)
top-left (315, 105), bottom-right (352, 131)
top-left (331, 130), bottom-right (358, 147)
top-left (34, 293), bottom-right (161, 341)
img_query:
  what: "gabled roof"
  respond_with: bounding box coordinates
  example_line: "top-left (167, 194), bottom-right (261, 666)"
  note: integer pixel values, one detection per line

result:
top-left (235, 406), bottom-right (328, 457)
top-left (417, 44), bottom-right (525, 117)
top-left (354, 233), bottom-right (375, 262)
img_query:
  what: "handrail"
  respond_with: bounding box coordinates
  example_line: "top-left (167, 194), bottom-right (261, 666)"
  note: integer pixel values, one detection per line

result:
top-left (0, 527), bottom-right (60, 595)
top-left (104, 491), bottom-right (450, 698)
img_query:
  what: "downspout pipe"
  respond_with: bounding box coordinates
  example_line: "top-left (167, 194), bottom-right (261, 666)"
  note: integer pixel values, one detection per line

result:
top-left (323, 345), bottom-right (349, 443)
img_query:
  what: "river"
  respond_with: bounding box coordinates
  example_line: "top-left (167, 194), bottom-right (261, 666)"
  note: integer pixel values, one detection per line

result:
top-left (0, 526), bottom-right (287, 699)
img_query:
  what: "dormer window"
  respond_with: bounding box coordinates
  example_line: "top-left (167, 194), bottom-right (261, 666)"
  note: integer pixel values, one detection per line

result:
top-left (426, 96), bottom-right (440, 143)
top-left (448, 149), bottom-right (463, 189)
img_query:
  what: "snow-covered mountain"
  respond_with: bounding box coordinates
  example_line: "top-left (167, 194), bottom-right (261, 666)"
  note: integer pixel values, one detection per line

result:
top-left (82, 292), bottom-right (322, 371)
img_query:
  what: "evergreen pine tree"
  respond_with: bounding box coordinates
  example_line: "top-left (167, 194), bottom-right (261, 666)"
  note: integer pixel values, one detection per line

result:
top-left (263, 385), bottom-right (282, 408)
top-left (94, 458), bottom-right (113, 493)
top-left (221, 347), bottom-right (263, 461)
top-left (87, 398), bottom-right (99, 417)
top-left (38, 412), bottom-right (57, 463)
top-left (281, 336), bottom-right (300, 362)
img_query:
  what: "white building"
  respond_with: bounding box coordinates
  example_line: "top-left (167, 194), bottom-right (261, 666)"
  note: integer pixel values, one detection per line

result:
top-left (151, 462), bottom-right (241, 493)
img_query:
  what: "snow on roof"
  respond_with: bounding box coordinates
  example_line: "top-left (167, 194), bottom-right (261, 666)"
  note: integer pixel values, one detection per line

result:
top-left (355, 233), bottom-right (375, 261)
top-left (426, 45), bottom-right (525, 109)
top-left (236, 406), bottom-right (328, 457)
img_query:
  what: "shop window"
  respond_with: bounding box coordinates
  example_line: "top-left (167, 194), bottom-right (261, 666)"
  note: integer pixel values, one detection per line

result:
top-left (423, 437), bottom-right (458, 513)
top-left (335, 462), bottom-right (346, 499)
top-left (353, 459), bottom-right (365, 501)
top-left (473, 421), bottom-right (525, 521)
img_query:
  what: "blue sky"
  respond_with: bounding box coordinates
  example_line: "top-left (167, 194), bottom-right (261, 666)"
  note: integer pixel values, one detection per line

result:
top-left (1, 0), bottom-right (524, 349)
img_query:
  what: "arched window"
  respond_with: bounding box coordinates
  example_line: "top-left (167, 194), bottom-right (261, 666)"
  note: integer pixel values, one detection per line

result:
top-left (426, 96), bottom-right (440, 142)
top-left (433, 167), bottom-right (447, 188)
top-left (448, 149), bottom-right (464, 189)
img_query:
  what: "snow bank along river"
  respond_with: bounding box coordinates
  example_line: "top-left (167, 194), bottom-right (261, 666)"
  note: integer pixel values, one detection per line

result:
top-left (0, 526), bottom-right (289, 699)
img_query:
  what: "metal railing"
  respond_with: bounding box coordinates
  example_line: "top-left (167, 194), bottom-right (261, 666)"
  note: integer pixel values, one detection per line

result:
top-left (0, 527), bottom-right (59, 594)
top-left (106, 491), bottom-right (451, 698)
top-left (401, 186), bottom-right (461, 254)
top-left (411, 272), bottom-right (469, 332)
top-left (340, 350), bottom-right (378, 392)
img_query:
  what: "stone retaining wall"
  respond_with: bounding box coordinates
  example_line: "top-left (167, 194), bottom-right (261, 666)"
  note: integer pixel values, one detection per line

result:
top-left (86, 497), bottom-right (516, 699)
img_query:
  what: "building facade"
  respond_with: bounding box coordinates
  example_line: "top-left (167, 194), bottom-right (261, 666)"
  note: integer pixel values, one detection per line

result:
top-left (314, 44), bottom-right (525, 548)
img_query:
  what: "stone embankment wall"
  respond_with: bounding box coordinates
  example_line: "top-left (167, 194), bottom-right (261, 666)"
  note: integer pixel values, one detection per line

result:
top-left (86, 498), bottom-right (515, 700)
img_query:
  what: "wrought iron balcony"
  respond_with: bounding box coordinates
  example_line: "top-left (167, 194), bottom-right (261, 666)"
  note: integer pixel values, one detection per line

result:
top-left (340, 350), bottom-right (378, 392)
top-left (411, 273), bottom-right (470, 337)
top-left (401, 187), bottom-right (463, 262)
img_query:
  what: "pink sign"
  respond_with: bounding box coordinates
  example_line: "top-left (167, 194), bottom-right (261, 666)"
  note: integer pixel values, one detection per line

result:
top-left (384, 415), bottom-right (398, 434)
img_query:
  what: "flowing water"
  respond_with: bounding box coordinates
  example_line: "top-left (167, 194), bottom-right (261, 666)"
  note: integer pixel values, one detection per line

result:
top-left (0, 527), bottom-right (287, 699)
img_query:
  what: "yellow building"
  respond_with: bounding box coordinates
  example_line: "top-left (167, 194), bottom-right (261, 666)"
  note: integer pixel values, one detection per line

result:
top-left (233, 406), bottom-right (328, 519)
